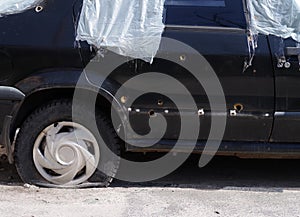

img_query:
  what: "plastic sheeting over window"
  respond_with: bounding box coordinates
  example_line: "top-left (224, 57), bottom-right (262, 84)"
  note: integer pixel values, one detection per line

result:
top-left (246, 0), bottom-right (300, 42)
top-left (0, 0), bottom-right (42, 17)
top-left (76, 0), bottom-right (165, 63)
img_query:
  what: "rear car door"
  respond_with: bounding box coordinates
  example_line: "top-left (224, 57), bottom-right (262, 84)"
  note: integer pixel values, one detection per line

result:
top-left (269, 37), bottom-right (300, 142)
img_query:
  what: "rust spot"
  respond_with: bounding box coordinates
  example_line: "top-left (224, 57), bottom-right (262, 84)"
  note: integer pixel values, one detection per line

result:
top-left (148, 110), bottom-right (155, 117)
top-left (234, 103), bottom-right (244, 112)
top-left (158, 100), bottom-right (163, 106)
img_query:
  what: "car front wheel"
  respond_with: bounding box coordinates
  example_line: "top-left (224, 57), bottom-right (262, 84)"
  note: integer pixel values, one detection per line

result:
top-left (14, 99), bottom-right (120, 187)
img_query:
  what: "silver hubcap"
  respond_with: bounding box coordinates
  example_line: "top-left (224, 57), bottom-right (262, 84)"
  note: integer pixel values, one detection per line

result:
top-left (33, 121), bottom-right (100, 186)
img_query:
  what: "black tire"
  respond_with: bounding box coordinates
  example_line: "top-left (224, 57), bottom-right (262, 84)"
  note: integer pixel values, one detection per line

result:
top-left (14, 99), bottom-right (121, 187)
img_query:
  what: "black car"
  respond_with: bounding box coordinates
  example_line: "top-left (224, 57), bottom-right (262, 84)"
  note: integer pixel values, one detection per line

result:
top-left (0, 0), bottom-right (300, 187)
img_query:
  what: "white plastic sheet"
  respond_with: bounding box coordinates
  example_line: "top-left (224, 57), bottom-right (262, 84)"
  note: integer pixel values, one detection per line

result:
top-left (247, 0), bottom-right (300, 42)
top-left (76, 0), bottom-right (166, 63)
top-left (0, 0), bottom-right (42, 17)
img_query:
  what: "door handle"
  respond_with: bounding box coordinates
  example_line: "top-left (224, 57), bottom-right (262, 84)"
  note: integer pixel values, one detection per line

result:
top-left (283, 47), bottom-right (300, 69)
top-left (286, 47), bottom-right (300, 56)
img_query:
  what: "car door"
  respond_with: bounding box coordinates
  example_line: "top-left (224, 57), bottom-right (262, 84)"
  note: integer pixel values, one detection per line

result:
top-left (131, 0), bottom-right (275, 142)
top-left (269, 36), bottom-right (300, 143)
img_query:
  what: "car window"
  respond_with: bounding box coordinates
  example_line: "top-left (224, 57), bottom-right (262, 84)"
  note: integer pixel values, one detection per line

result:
top-left (164, 0), bottom-right (247, 29)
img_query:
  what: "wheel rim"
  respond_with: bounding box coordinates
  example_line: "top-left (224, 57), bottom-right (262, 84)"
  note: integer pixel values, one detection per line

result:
top-left (33, 121), bottom-right (100, 186)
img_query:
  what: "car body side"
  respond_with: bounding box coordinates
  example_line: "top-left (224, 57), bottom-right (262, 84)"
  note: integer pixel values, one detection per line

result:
top-left (0, 0), bottom-right (300, 161)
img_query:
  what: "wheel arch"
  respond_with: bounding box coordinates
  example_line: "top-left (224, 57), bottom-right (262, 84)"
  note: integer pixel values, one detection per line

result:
top-left (9, 86), bottom-right (127, 161)
top-left (12, 86), bottom-right (126, 133)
